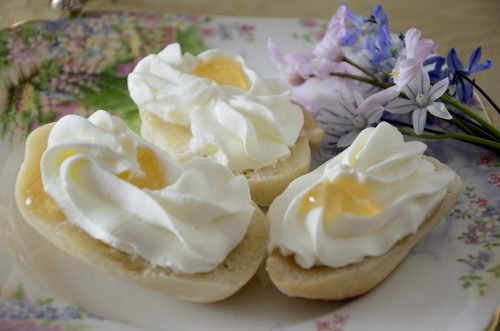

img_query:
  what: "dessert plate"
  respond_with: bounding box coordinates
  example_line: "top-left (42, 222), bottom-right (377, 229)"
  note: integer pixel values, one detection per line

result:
top-left (0, 12), bottom-right (498, 331)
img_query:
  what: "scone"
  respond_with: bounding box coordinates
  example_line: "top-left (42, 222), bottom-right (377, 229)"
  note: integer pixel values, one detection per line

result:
top-left (128, 43), bottom-right (323, 206)
top-left (266, 122), bottom-right (463, 300)
top-left (15, 110), bottom-right (268, 303)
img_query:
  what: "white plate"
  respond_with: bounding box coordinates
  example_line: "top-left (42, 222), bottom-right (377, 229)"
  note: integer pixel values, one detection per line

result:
top-left (0, 12), bottom-right (498, 331)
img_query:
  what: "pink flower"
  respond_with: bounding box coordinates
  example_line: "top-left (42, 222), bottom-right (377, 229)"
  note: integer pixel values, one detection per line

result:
top-left (202, 27), bottom-right (215, 37)
top-left (116, 57), bottom-right (142, 77)
top-left (488, 172), bottom-right (500, 187)
top-left (53, 102), bottom-right (80, 119)
top-left (476, 153), bottom-right (494, 166)
top-left (301, 19), bottom-right (317, 29)
top-left (315, 30), bottom-right (326, 42)
top-left (472, 197), bottom-right (489, 208)
top-left (0, 320), bottom-right (63, 331)
top-left (267, 38), bottom-right (312, 85)
top-left (394, 28), bottom-right (438, 90)
top-left (333, 313), bottom-right (349, 325)
top-left (238, 24), bottom-right (254, 34)
top-left (313, 5), bottom-right (347, 62)
top-left (316, 320), bottom-right (331, 331)
top-left (164, 26), bottom-right (176, 44)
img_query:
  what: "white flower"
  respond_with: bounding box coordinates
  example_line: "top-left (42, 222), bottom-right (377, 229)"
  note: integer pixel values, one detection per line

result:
top-left (386, 68), bottom-right (451, 134)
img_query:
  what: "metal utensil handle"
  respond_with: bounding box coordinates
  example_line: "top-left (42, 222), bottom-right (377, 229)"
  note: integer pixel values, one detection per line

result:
top-left (51, 0), bottom-right (88, 16)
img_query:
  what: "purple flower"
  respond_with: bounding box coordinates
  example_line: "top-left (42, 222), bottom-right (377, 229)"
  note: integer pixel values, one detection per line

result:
top-left (386, 69), bottom-right (450, 134)
top-left (463, 218), bottom-right (497, 245)
top-left (467, 251), bottom-right (494, 273)
top-left (316, 86), bottom-right (399, 147)
top-left (216, 24), bottom-right (232, 40)
top-left (447, 47), bottom-right (492, 104)
top-left (394, 28), bottom-right (438, 90)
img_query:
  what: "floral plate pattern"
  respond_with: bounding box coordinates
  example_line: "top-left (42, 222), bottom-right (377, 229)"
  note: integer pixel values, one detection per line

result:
top-left (0, 11), bottom-right (498, 331)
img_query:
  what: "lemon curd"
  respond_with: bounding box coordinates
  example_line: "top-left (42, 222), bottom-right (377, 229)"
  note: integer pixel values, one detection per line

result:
top-left (118, 147), bottom-right (168, 190)
top-left (19, 124), bottom-right (65, 221)
top-left (191, 57), bottom-right (250, 90)
top-left (300, 176), bottom-right (380, 219)
top-left (18, 124), bottom-right (167, 221)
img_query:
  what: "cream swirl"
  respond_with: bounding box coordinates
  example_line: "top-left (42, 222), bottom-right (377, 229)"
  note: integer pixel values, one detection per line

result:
top-left (128, 43), bottom-right (304, 172)
top-left (41, 110), bottom-right (254, 273)
top-left (268, 121), bottom-right (455, 268)
top-left (127, 43), bottom-right (269, 127)
top-left (187, 92), bottom-right (304, 171)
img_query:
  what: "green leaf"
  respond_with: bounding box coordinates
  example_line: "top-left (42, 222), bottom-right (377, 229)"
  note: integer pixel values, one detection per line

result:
top-left (78, 66), bottom-right (140, 133)
top-left (487, 264), bottom-right (500, 277)
top-left (31, 60), bottom-right (62, 89)
top-left (35, 297), bottom-right (54, 306)
top-left (176, 26), bottom-right (206, 55)
top-left (7, 284), bottom-right (25, 300)
top-left (19, 23), bottom-right (40, 40)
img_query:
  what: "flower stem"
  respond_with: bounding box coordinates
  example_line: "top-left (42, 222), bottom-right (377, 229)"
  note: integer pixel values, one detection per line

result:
top-left (383, 117), bottom-right (446, 134)
top-left (343, 57), bottom-right (380, 82)
top-left (399, 129), bottom-right (500, 152)
top-left (441, 94), bottom-right (500, 139)
top-left (326, 72), bottom-right (390, 90)
top-left (449, 110), bottom-right (498, 140)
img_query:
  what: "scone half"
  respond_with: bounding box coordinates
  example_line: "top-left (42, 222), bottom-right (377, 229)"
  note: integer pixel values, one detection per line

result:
top-left (15, 123), bottom-right (269, 303)
top-left (266, 157), bottom-right (463, 300)
top-left (140, 109), bottom-right (322, 206)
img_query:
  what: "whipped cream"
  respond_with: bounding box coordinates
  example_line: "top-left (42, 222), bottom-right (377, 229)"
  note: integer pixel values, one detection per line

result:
top-left (128, 43), bottom-right (304, 172)
top-left (41, 110), bottom-right (254, 273)
top-left (268, 121), bottom-right (455, 268)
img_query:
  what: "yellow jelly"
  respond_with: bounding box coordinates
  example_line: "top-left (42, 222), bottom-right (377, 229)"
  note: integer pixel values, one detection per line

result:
top-left (20, 125), bottom-right (167, 221)
top-left (191, 57), bottom-right (250, 90)
top-left (19, 124), bottom-right (66, 221)
top-left (124, 147), bottom-right (167, 190)
top-left (300, 176), bottom-right (380, 219)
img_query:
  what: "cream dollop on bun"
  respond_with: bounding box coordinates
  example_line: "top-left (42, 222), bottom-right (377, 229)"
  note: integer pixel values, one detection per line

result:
top-left (127, 43), bottom-right (304, 172)
top-left (40, 110), bottom-right (254, 274)
top-left (268, 121), bottom-right (455, 269)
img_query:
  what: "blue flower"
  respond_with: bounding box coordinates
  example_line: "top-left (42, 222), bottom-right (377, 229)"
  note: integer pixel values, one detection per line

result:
top-left (341, 5), bottom-right (399, 81)
top-left (447, 47), bottom-right (492, 104)
top-left (342, 4), bottom-right (389, 50)
top-left (424, 55), bottom-right (447, 84)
